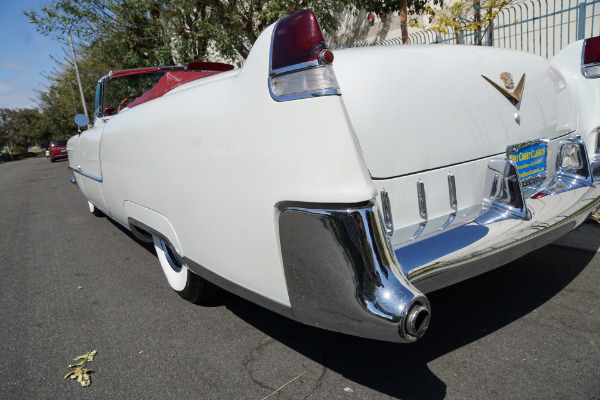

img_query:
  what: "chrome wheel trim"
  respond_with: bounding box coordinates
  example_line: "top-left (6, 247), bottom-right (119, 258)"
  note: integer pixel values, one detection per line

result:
top-left (152, 235), bottom-right (187, 292)
top-left (159, 239), bottom-right (183, 273)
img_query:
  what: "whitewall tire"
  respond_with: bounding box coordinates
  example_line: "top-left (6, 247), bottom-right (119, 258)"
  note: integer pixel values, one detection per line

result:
top-left (152, 235), bottom-right (219, 303)
top-left (88, 201), bottom-right (104, 217)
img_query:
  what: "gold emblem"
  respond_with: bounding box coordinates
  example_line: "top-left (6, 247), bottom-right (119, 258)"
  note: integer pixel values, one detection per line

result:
top-left (481, 73), bottom-right (526, 106)
top-left (499, 72), bottom-right (514, 89)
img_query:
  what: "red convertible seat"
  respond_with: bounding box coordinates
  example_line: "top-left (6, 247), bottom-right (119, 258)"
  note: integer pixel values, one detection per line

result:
top-left (128, 70), bottom-right (223, 108)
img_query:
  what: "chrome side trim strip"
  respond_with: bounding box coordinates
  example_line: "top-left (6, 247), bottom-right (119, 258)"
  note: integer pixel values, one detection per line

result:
top-left (448, 173), bottom-right (457, 210)
top-left (417, 179), bottom-right (427, 220)
top-left (278, 201), bottom-right (430, 342)
top-left (69, 165), bottom-right (103, 183)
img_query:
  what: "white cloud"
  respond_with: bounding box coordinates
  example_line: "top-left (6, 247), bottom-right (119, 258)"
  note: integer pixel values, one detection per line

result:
top-left (0, 60), bottom-right (26, 72)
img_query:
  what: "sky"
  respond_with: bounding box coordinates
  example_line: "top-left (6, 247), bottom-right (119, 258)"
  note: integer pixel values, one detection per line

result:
top-left (0, 0), bottom-right (66, 110)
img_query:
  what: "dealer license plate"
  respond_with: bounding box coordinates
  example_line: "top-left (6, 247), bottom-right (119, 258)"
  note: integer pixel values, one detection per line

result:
top-left (507, 139), bottom-right (548, 198)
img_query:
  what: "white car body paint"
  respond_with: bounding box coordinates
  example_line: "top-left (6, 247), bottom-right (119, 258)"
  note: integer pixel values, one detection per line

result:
top-left (66, 9), bottom-right (600, 342)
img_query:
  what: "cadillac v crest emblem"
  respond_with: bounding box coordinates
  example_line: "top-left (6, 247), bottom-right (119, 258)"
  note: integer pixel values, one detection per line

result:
top-left (481, 72), bottom-right (526, 107)
top-left (499, 72), bottom-right (514, 89)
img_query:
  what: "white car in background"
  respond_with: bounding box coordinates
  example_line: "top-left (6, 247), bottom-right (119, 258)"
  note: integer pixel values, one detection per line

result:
top-left (67, 10), bottom-right (600, 343)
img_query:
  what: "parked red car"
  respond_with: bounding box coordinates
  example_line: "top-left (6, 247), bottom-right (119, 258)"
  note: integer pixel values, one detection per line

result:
top-left (49, 140), bottom-right (68, 162)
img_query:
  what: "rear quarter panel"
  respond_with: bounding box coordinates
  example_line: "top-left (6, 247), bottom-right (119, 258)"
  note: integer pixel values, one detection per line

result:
top-left (98, 27), bottom-right (376, 306)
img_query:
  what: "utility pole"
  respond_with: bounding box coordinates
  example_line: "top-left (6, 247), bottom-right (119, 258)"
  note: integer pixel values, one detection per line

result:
top-left (68, 30), bottom-right (89, 119)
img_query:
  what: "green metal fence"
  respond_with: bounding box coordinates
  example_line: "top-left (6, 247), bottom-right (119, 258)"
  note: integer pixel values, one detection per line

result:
top-left (330, 0), bottom-right (600, 58)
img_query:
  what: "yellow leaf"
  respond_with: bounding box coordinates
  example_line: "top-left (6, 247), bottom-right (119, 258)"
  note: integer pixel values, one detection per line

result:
top-left (69, 360), bottom-right (85, 368)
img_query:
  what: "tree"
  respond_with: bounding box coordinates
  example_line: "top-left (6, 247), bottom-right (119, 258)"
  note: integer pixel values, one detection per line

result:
top-left (352, 0), bottom-right (443, 44)
top-left (0, 108), bottom-right (47, 151)
top-left (25, 0), bottom-right (352, 64)
top-left (427, 0), bottom-right (517, 45)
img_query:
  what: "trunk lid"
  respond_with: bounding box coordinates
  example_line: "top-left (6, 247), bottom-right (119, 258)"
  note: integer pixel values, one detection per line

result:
top-left (333, 45), bottom-right (573, 178)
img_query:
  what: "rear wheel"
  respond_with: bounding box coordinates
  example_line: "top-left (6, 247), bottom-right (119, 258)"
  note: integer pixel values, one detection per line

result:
top-left (152, 235), bottom-right (219, 303)
top-left (88, 201), bottom-right (104, 217)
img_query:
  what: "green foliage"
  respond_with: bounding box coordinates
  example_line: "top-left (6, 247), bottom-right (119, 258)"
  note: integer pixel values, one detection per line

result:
top-left (24, 0), bottom-right (353, 66)
top-left (425, 0), bottom-right (517, 44)
top-left (0, 108), bottom-right (48, 150)
top-left (352, 0), bottom-right (441, 16)
top-left (23, 0), bottom-right (441, 137)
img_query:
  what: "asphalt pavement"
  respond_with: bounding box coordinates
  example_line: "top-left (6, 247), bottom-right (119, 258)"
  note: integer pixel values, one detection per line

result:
top-left (1, 157), bottom-right (599, 400)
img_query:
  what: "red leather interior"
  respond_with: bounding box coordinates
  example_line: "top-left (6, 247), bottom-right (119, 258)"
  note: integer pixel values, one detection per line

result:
top-left (128, 71), bottom-right (223, 108)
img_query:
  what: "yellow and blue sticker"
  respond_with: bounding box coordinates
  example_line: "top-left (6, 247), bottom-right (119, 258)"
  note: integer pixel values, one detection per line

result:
top-left (507, 140), bottom-right (547, 198)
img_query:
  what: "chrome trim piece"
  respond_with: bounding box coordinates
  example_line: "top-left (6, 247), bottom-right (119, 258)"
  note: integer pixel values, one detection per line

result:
top-left (271, 60), bottom-right (320, 76)
top-left (478, 158), bottom-right (529, 223)
top-left (317, 49), bottom-right (333, 65)
top-left (278, 202), bottom-right (430, 342)
top-left (417, 179), bottom-right (427, 220)
top-left (380, 188), bottom-right (394, 239)
top-left (69, 165), bottom-right (103, 183)
top-left (448, 173), bottom-right (457, 210)
top-left (390, 138), bottom-right (600, 293)
top-left (411, 221), bottom-right (427, 240)
top-left (538, 137), bottom-right (594, 197)
top-left (440, 172), bottom-right (458, 232)
top-left (159, 239), bottom-right (183, 273)
top-left (591, 128), bottom-right (600, 180)
top-left (404, 187), bottom-right (600, 293)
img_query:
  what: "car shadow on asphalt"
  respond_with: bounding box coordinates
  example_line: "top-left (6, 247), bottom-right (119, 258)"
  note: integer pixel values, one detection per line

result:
top-left (106, 213), bottom-right (597, 399)
top-left (220, 245), bottom-right (597, 399)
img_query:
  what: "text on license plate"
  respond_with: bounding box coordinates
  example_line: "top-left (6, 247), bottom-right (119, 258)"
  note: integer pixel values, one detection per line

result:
top-left (507, 140), bottom-right (547, 196)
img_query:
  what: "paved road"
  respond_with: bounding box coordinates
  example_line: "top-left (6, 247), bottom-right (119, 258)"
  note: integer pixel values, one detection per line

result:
top-left (1, 157), bottom-right (599, 400)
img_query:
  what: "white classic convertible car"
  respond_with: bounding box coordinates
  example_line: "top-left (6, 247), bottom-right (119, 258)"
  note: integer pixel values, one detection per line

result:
top-left (68, 10), bottom-right (600, 343)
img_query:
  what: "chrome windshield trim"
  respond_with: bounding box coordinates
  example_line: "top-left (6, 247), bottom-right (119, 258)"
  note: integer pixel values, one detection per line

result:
top-left (69, 165), bottom-right (103, 182)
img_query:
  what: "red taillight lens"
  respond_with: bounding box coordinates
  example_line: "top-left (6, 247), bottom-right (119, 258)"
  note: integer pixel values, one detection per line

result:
top-left (271, 10), bottom-right (326, 71)
top-left (583, 36), bottom-right (600, 65)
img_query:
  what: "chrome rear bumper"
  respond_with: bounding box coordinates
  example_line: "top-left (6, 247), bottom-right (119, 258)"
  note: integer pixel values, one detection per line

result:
top-left (279, 202), bottom-right (430, 343)
top-left (278, 139), bottom-right (600, 343)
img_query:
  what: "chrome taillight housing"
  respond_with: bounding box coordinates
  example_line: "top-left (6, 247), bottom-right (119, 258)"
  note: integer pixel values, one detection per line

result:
top-left (269, 10), bottom-right (340, 101)
top-left (582, 36), bottom-right (600, 78)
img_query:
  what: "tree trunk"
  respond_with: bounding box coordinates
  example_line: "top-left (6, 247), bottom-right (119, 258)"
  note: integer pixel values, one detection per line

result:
top-left (400, 0), bottom-right (409, 44)
top-left (474, 0), bottom-right (482, 45)
top-left (488, 6), bottom-right (494, 46)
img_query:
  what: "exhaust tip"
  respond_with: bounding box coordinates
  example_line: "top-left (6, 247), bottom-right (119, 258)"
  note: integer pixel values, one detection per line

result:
top-left (405, 303), bottom-right (430, 338)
